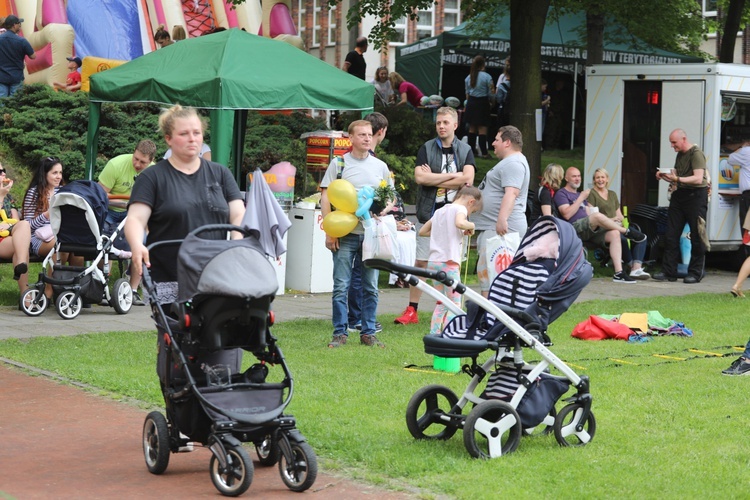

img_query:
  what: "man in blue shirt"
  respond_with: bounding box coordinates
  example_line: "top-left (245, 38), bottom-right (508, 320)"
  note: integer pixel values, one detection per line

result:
top-left (0, 15), bottom-right (35, 98)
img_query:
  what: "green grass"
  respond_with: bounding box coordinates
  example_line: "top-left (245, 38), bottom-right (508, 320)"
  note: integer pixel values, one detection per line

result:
top-left (1, 292), bottom-right (748, 498)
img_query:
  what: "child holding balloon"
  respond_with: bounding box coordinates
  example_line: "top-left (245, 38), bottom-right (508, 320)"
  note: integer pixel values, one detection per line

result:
top-left (418, 185), bottom-right (482, 335)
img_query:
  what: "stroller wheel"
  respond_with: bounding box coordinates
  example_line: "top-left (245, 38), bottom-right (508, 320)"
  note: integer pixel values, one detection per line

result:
top-left (142, 411), bottom-right (170, 474)
top-left (56, 291), bottom-right (82, 320)
top-left (463, 400), bottom-right (522, 459)
top-left (20, 288), bottom-right (48, 317)
top-left (278, 441), bottom-right (318, 492)
top-left (111, 278), bottom-right (133, 314)
top-left (255, 434), bottom-right (280, 466)
top-left (405, 384), bottom-right (460, 440)
top-left (553, 403), bottom-right (596, 447)
top-left (209, 443), bottom-right (253, 496)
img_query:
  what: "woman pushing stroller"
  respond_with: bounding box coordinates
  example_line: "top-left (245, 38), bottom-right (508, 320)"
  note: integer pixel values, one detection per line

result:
top-left (125, 104), bottom-right (245, 304)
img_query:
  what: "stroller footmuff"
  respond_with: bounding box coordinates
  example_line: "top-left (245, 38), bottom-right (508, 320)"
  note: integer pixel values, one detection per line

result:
top-left (367, 216), bottom-right (596, 459)
top-left (142, 224), bottom-right (317, 496)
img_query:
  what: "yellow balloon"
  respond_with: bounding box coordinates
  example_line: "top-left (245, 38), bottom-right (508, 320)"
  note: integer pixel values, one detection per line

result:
top-left (327, 179), bottom-right (358, 213)
top-left (322, 211), bottom-right (358, 238)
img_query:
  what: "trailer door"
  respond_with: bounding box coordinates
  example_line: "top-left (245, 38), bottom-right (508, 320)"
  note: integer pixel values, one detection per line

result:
top-left (658, 81), bottom-right (705, 206)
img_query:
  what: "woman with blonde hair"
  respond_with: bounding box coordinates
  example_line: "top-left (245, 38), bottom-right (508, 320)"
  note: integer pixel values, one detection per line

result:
top-left (125, 104), bottom-right (245, 305)
top-left (537, 163), bottom-right (564, 218)
top-left (172, 25), bottom-right (186, 41)
top-left (389, 71), bottom-right (425, 108)
top-left (587, 167), bottom-right (650, 279)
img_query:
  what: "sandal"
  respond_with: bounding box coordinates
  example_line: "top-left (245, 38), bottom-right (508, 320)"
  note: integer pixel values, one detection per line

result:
top-left (731, 286), bottom-right (745, 298)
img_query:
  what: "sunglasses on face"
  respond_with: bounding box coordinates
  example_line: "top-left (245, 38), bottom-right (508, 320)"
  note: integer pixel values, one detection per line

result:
top-left (0, 169), bottom-right (6, 174)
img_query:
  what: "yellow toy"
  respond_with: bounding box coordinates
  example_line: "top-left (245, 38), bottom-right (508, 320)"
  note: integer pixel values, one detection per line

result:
top-left (0, 209), bottom-right (17, 237)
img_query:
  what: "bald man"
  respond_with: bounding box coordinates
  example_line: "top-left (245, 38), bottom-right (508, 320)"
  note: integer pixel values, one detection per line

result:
top-left (653, 129), bottom-right (708, 284)
top-left (553, 167), bottom-right (646, 284)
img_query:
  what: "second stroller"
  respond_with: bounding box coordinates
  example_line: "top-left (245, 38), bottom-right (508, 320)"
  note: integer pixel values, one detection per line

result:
top-left (20, 180), bottom-right (133, 319)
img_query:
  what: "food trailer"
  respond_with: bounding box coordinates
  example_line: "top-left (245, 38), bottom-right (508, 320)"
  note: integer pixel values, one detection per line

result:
top-left (584, 63), bottom-right (750, 251)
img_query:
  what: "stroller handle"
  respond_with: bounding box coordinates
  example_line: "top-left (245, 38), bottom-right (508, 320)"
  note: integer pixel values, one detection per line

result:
top-left (365, 258), bottom-right (458, 287)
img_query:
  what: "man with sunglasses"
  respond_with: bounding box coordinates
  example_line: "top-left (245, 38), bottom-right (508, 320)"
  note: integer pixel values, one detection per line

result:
top-left (395, 106), bottom-right (475, 325)
top-left (0, 15), bottom-right (34, 98)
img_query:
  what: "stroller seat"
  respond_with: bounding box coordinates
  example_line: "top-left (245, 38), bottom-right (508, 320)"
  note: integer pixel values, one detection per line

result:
top-left (185, 295), bottom-right (274, 352)
top-left (423, 335), bottom-right (490, 358)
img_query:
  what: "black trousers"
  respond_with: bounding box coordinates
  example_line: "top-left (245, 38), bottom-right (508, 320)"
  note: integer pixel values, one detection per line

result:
top-left (661, 187), bottom-right (708, 279)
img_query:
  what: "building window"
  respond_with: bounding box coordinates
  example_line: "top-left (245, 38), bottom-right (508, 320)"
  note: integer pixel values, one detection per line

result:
top-left (444, 0), bottom-right (461, 30)
top-left (416, 6), bottom-right (434, 40)
top-left (702, 0), bottom-right (718, 17)
top-left (298, 0), bottom-right (336, 47)
top-left (392, 16), bottom-right (407, 45)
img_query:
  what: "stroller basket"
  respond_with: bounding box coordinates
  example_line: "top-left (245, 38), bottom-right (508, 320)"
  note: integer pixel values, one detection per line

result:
top-left (198, 385), bottom-right (286, 425)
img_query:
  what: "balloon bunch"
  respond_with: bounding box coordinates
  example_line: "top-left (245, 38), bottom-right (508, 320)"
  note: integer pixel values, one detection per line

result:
top-left (322, 180), bottom-right (377, 238)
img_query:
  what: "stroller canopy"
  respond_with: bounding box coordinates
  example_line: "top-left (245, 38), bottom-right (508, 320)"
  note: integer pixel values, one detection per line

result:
top-left (177, 231), bottom-right (279, 303)
top-left (50, 180), bottom-right (109, 248)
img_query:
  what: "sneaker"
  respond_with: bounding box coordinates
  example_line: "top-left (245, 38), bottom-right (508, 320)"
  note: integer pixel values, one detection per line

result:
top-left (652, 272), bottom-right (677, 282)
top-left (624, 227), bottom-right (646, 243)
top-left (360, 334), bottom-right (385, 347)
top-left (394, 306), bottom-right (419, 325)
top-left (132, 291), bottom-right (145, 306)
top-left (722, 357), bottom-right (750, 376)
top-left (350, 322), bottom-right (383, 333)
top-left (328, 334), bottom-right (348, 348)
top-left (613, 271), bottom-right (636, 284)
top-left (630, 268), bottom-right (650, 280)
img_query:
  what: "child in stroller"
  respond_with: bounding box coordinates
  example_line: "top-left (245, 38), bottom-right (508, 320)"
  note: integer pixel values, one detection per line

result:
top-left (367, 216), bottom-right (596, 459)
top-left (141, 224), bottom-right (317, 497)
top-left (20, 180), bottom-right (133, 319)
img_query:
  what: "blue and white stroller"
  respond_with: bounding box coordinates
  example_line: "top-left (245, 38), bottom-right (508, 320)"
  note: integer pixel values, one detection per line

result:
top-left (20, 180), bottom-right (133, 319)
top-left (367, 216), bottom-right (595, 459)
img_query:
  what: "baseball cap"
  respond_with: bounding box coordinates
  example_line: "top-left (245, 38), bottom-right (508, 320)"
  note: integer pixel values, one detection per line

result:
top-left (66, 56), bottom-right (82, 68)
top-left (3, 15), bottom-right (23, 29)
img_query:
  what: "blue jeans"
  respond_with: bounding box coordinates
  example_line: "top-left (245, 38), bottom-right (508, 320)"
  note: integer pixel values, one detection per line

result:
top-left (0, 82), bottom-right (21, 98)
top-left (348, 252), bottom-right (362, 328)
top-left (332, 233), bottom-right (379, 336)
top-left (621, 235), bottom-right (646, 266)
top-left (104, 209), bottom-right (130, 251)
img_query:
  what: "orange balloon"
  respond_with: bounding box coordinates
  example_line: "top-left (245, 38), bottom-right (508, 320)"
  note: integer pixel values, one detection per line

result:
top-left (327, 179), bottom-right (358, 213)
top-left (322, 211), bottom-right (358, 238)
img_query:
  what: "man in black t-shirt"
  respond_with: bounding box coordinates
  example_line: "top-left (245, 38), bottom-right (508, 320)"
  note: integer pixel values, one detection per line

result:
top-left (343, 37), bottom-right (368, 80)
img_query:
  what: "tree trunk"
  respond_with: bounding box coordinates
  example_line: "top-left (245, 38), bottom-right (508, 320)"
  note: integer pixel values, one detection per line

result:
top-left (509, 0), bottom-right (550, 191)
top-left (586, 7), bottom-right (605, 65)
top-left (720, 0), bottom-right (746, 62)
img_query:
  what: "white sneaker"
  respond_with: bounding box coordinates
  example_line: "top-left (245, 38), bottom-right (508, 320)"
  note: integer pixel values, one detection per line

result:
top-left (630, 268), bottom-right (650, 280)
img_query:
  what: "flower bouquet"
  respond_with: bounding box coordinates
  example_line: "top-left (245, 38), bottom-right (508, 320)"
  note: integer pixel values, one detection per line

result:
top-left (371, 179), bottom-right (397, 216)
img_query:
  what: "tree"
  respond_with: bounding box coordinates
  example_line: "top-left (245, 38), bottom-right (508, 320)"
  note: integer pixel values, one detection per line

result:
top-left (718, 0), bottom-right (749, 62)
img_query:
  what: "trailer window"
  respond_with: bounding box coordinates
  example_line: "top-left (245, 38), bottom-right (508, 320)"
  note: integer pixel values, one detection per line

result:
top-left (720, 95), bottom-right (750, 152)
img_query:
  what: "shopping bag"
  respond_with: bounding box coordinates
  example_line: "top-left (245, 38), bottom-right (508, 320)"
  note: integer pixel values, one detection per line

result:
top-left (485, 232), bottom-right (520, 282)
top-left (363, 215), bottom-right (398, 261)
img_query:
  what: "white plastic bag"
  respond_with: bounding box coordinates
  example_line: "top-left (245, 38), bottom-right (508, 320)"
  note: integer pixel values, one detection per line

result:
top-left (485, 232), bottom-right (521, 283)
top-left (363, 215), bottom-right (398, 261)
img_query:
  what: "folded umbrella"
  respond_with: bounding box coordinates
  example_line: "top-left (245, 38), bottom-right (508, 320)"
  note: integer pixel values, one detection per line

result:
top-left (242, 168), bottom-right (292, 258)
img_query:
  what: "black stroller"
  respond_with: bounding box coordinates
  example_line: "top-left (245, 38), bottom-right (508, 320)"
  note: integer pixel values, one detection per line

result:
top-left (20, 180), bottom-right (132, 319)
top-left (367, 216), bottom-right (596, 459)
top-left (141, 224), bottom-right (317, 497)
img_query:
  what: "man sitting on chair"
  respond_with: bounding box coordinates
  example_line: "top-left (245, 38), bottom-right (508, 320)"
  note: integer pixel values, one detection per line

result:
top-left (553, 167), bottom-right (645, 284)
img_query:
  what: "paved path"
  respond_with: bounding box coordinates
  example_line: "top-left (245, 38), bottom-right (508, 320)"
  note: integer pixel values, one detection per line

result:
top-left (0, 268), bottom-right (737, 498)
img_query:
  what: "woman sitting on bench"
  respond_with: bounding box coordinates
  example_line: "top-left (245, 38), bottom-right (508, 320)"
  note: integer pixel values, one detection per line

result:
top-left (0, 165), bottom-right (31, 295)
